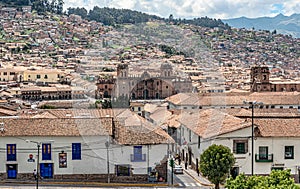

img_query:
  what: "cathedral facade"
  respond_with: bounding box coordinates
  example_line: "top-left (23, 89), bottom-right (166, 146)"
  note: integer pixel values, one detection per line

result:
top-left (96, 63), bottom-right (193, 100)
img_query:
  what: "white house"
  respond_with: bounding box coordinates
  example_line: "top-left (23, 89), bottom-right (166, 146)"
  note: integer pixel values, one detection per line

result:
top-left (0, 109), bottom-right (174, 182)
top-left (167, 108), bottom-right (300, 182)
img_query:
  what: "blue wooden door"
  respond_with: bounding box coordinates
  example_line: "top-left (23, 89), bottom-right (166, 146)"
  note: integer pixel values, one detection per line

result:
top-left (40, 163), bottom-right (53, 178)
top-left (7, 164), bottom-right (17, 179)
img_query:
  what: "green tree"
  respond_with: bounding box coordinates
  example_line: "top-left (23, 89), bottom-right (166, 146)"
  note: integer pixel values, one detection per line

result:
top-left (200, 144), bottom-right (235, 189)
top-left (226, 169), bottom-right (299, 189)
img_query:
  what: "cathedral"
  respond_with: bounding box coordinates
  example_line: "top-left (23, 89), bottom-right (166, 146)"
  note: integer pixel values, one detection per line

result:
top-left (96, 63), bottom-right (193, 100)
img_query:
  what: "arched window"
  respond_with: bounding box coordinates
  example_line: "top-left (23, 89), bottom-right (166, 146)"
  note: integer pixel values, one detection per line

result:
top-left (143, 90), bottom-right (149, 99)
top-left (104, 91), bottom-right (109, 98)
top-left (156, 93), bottom-right (160, 99)
top-left (131, 93), bottom-right (136, 99)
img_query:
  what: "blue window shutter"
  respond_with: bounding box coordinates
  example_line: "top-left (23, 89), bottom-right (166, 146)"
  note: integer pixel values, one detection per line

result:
top-left (72, 143), bottom-right (81, 160)
top-left (42, 144), bottom-right (51, 160)
top-left (7, 144), bottom-right (16, 161)
top-left (133, 146), bottom-right (142, 161)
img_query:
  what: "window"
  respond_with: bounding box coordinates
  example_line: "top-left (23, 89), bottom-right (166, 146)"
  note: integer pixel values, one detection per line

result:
top-left (198, 136), bottom-right (201, 149)
top-left (131, 146), bottom-right (145, 162)
top-left (7, 144), bottom-right (16, 161)
top-left (258, 146), bottom-right (268, 159)
top-left (37, 75), bottom-right (41, 79)
top-left (72, 143), bottom-right (81, 160)
top-left (116, 164), bottom-right (131, 176)
top-left (4, 72), bottom-right (7, 75)
top-left (44, 75), bottom-right (48, 79)
top-left (138, 107), bottom-right (141, 111)
top-left (189, 130), bottom-right (192, 142)
top-left (263, 75), bottom-right (267, 80)
top-left (285, 146), bottom-right (294, 159)
top-left (233, 140), bottom-right (248, 154)
top-left (42, 143), bottom-right (51, 160)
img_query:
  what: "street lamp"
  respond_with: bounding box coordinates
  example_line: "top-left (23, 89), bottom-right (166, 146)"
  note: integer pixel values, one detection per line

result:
top-left (243, 100), bottom-right (263, 176)
top-left (26, 140), bottom-right (54, 189)
top-left (105, 140), bottom-right (110, 183)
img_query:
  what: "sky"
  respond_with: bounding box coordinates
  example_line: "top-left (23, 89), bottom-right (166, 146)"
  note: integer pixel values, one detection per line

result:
top-left (64, 0), bottom-right (300, 19)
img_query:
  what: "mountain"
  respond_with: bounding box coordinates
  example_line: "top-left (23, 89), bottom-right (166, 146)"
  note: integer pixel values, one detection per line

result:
top-left (223, 13), bottom-right (300, 38)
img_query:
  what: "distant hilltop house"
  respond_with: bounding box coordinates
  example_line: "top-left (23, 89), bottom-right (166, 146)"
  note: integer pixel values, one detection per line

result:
top-left (251, 66), bottom-right (300, 92)
top-left (96, 63), bottom-right (193, 100)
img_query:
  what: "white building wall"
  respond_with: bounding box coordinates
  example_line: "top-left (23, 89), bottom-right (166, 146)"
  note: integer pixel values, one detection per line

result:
top-left (0, 136), bottom-right (109, 175)
top-left (200, 128), bottom-right (300, 176)
top-left (0, 136), bottom-right (169, 176)
top-left (110, 144), bottom-right (168, 175)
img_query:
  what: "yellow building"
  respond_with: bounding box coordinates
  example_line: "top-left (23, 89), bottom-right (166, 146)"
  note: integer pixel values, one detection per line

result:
top-left (23, 68), bottom-right (64, 83)
top-left (0, 67), bottom-right (26, 82)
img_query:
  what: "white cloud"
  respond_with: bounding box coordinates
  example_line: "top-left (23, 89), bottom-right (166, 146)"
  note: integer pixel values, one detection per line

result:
top-left (63, 0), bottom-right (300, 19)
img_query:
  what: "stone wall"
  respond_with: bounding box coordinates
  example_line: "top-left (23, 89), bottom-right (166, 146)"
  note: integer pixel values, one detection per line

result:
top-left (0, 173), bottom-right (148, 183)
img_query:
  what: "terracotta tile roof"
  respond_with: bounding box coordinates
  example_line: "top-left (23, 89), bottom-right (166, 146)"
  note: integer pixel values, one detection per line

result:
top-left (165, 114), bottom-right (181, 128)
top-left (0, 108), bottom-right (18, 116)
top-left (45, 109), bottom-right (126, 118)
top-left (149, 108), bottom-right (172, 125)
top-left (255, 118), bottom-right (300, 137)
top-left (1, 109), bottom-right (174, 145)
top-left (225, 108), bottom-right (300, 118)
top-left (112, 109), bottom-right (174, 145)
top-left (177, 109), bottom-right (250, 138)
top-left (144, 103), bottom-right (158, 113)
top-left (0, 118), bottom-right (112, 136)
top-left (40, 87), bottom-right (57, 92)
top-left (167, 92), bottom-right (300, 106)
top-left (115, 120), bottom-right (174, 145)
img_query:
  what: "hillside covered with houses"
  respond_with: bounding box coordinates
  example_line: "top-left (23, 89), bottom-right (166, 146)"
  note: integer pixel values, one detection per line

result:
top-left (0, 3), bottom-right (300, 187)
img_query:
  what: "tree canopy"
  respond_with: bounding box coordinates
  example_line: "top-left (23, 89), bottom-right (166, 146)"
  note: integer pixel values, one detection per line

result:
top-left (226, 169), bottom-right (299, 189)
top-left (67, 6), bottom-right (229, 28)
top-left (200, 144), bottom-right (235, 189)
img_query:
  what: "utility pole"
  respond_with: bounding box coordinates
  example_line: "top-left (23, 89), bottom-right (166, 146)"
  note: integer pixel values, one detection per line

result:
top-left (147, 145), bottom-right (149, 175)
top-left (36, 143), bottom-right (40, 189)
top-left (105, 141), bottom-right (110, 183)
top-left (169, 158), bottom-right (174, 186)
top-left (243, 100), bottom-right (263, 175)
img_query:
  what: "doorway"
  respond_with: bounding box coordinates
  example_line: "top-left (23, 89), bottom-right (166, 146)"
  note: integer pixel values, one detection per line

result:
top-left (7, 164), bottom-right (17, 179)
top-left (230, 167), bottom-right (239, 179)
top-left (40, 163), bottom-right (53, 178)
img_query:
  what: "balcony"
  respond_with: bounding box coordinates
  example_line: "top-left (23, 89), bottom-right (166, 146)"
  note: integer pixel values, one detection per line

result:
top-left (255, 154), bottom-right (273, 162)
top-left (130, 154), bottom-right (146, 162)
